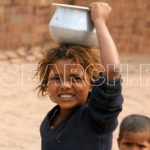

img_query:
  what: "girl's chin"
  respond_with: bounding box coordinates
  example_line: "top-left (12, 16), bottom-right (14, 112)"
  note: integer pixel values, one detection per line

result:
top-left (59, 103), bottom-right (77, 109)
top-left (58, 95), bottom-right (75, 102)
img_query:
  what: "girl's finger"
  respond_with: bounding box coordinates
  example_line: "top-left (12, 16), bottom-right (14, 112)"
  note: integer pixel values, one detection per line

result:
top-left (88, 2), bottom-right (100, 8)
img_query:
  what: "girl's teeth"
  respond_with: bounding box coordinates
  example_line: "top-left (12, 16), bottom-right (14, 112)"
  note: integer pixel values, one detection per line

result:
top-left (60, 95), bottom-right (73, 98)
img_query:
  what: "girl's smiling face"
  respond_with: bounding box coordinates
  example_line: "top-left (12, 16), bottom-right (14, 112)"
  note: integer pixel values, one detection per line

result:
top-left (118, 131), bottom-right (150, 150)
top-left (48, 59), bottom-right (92, 110)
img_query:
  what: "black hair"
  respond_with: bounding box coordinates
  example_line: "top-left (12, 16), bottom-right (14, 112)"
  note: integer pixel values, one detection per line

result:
top-left (118, 114), bottom-right (150, 142)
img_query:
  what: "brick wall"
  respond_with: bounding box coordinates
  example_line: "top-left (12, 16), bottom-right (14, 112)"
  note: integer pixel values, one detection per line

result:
top-left (0, 0), bottom-right (150, 53)
top-left (74, 0), bottom-right (150, 53)
top-left (0, 0), bottom-right (73, 50)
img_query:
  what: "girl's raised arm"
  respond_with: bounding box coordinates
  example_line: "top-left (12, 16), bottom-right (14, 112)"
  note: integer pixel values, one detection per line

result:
top-left (89, 2), bottom-right (120, 81)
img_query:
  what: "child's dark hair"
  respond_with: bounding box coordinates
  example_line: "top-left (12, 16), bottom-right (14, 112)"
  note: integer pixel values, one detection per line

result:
top-left (118, 114), bottom-right (150, 142)
top-left (36, 44), bottom-right (102, 96)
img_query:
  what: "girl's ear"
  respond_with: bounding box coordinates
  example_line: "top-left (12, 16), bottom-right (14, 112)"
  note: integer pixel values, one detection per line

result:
top-left (90, 86), bottom-right (92, 92)
top-left (87, 92), bottom-right (91, 102)
top-left (117, 138), bottom-right (121, 149)
top-left (88, 83), bottom-right (92, 92)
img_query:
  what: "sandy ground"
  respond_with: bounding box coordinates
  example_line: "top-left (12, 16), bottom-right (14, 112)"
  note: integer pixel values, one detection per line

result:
top-left (0, 52), bottom-right (150, 150)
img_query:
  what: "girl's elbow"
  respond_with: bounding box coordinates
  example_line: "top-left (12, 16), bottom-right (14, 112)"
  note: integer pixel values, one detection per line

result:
top-left (107, 65), bottom-right (120, 80)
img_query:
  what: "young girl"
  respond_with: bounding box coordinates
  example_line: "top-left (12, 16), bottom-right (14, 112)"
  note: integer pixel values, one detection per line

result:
top-left (36, 2), bottom-right (123, 150)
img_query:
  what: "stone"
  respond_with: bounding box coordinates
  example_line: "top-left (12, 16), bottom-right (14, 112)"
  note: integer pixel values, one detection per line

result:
top-left (16, 47), bottom-right (28, 57)
top-left (25, 55), bottom-right (36, 62)
top-left (30, 46), bottom-right (43, 59)
top-left (5, 50), bottom-right (19, 59)
top-left (0, 52), bottom-right (8, 61)
top-left (35, 53), bottom-right (43, 60)
top-left (10, 58), bottom-right (23, 64)
top-left (30, 46), bottom-right (42, 54)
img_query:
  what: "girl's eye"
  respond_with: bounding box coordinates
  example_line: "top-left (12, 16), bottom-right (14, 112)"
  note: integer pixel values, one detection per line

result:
top-left (74, 76), bottom-right (82, 80)
top-left (50, 76), bottom-right (61, 81)
top-left (138, 144), bottom-right (146, 149)
top-left (72, 76), bottom-right (83, 81)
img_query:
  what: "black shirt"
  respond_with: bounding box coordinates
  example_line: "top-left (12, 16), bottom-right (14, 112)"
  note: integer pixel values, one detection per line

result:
top-left (40, 74), bottom-right (123, 150)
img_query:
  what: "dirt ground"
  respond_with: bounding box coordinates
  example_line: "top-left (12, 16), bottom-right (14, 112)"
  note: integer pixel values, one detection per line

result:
top-left (0, 52), bottom-right (150, 150)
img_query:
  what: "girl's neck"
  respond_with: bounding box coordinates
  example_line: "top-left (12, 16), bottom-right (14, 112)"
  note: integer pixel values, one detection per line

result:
top-left (52, 106), bottom-right (78, 127)
top-left (59, 107), bottom-right (77, 119)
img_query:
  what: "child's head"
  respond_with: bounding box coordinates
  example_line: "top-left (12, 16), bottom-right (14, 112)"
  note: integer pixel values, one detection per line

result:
top-left (118, 114), bottom-right (150, 150)
top-left (36, 44), bottom-right (101, 108)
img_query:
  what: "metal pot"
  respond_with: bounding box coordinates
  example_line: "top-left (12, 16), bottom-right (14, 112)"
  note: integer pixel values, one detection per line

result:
top-left (49, 3), bottom-right (98, 47)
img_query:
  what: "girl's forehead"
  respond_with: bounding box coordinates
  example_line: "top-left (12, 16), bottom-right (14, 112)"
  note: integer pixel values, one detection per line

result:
top-left (52, 59), bottom-right (77, 65)
top-left (49, 59), bottom-right (90, 81)
top-left (50, 59), bottom-right (85, 74)
top-left (51, 59), bottom-right (83, 69)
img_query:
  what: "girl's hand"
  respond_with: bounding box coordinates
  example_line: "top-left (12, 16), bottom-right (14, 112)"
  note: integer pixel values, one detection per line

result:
top-left (89, 2), bottom-right (112, 25)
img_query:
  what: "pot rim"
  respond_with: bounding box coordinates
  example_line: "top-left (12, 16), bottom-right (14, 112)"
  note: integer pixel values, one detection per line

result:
top-left (51, 3), bottom-right (90, 11)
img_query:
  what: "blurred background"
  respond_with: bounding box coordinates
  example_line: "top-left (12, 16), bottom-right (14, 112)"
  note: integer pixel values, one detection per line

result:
top-left (0, 0), bottom-right (150, 52)
top-left (0, 0), bottom-right (150, 150)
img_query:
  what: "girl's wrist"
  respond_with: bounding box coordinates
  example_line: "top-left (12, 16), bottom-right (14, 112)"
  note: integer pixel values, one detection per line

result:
top-left (93, 20), bottom-right (107, 29)
top-left (93, 20), bottom-right (108, 33)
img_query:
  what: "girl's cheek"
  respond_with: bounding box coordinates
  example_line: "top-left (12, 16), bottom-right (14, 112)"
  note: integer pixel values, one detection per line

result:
top-left (72, 82), bottom-right (89, 90)
top-left (72, 82), bottom-right (85, 87)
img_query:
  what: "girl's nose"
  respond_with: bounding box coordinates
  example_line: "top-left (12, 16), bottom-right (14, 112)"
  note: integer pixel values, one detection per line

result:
top-left (60, 81), bottom-right (71, 89)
